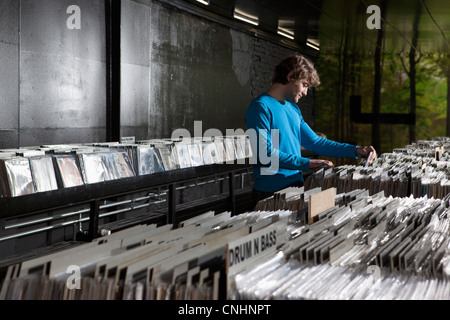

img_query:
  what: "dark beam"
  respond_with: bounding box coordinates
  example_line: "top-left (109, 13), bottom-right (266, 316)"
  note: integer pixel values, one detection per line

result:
top-left (350, 95), bottom-right (416, 125)
top-left (105, 0), bottom-right (121, 142)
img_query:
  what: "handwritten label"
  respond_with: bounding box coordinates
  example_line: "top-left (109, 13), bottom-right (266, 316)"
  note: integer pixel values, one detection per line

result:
top-left (120, 136), bottom-right (136, 144)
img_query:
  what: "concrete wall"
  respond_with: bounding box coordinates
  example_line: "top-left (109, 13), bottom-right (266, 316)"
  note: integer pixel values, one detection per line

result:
top-left (121, 0), bottom-right (315, 141)
top-left (0, 0), bottom-right (315, 148)
top-left (0, 0), bottom-right (106, 149)
top-left (0, 0), bottom-right (19, 148)
top-left (121, 0), bottom-right (253, 140)
top-left (20, 0), bottom-right (107, 147)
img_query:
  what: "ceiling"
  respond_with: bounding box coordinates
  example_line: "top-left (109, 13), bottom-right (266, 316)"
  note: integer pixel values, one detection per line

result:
top-left (180, 0), bottom-right (450, 56)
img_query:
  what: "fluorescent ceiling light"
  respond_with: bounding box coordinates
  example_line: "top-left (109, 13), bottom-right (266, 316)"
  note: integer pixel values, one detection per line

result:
top-left (306, 40), bottom-right (320, 51)
top-left (196, 0), bottom-right (210, 5)
top-left (233, 9), bottom-right (259, 26)
top-left (277, 28), bottom-right (294, 40)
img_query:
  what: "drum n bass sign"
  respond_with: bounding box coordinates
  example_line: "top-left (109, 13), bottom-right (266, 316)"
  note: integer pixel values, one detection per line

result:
top-left (227, 225), bottom-right (279, 271)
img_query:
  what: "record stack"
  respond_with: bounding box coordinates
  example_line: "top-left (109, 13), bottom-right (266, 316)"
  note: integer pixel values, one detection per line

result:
top-left (304, 137), bottom-right (450, 201)
top-left (0, 135), bottom-right (253, 198)
top-left (169, 135), bottom-right (251, 170)
top-left (93, 135), bottom-right (252, 174)
top-left (0, 208), bottom-right (294, 300)
top-left (0, 145), bottom-right (138, 197)
top-left (3, 181), bottom-right (450, 300)
top-left (77, 149), bottom-right (136, 184)
top-left (230, 185), bottom-right (450, 300)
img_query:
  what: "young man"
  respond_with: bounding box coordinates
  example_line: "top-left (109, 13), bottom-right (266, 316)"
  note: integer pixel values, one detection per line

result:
top-left (246, 54), bottom-right (376, 202)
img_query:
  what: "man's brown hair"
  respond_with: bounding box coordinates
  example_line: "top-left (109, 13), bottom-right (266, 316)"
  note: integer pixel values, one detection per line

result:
top-left (272, 54), bottom-right (321, 87)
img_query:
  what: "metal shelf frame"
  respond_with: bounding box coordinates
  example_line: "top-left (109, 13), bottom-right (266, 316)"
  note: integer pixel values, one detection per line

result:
top-left (0, 164), bottom-right (253, 244)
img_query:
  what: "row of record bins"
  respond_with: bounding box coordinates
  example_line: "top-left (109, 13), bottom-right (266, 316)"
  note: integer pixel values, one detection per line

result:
top-left (305, 137), bottom-right (450, 201)
top-left (0, 135), bottom-right (252, 198)
top-left (2, 137), bottom-right (450, 300)
top-left (2, 184), bottom-right (450, 300)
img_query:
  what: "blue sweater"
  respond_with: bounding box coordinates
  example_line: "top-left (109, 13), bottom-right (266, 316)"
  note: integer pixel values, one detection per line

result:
top-left (245, 93), bottom-right (357, 192)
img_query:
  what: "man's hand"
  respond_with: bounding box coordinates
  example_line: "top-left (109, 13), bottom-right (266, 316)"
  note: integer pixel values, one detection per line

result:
top-left (356, 146), bottom-right (377, 165)
top-left (309, 159), bottom-right (334, 172)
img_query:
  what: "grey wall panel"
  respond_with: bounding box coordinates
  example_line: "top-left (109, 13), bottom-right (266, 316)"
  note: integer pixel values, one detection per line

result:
top-left (21, 0), bottom-right (106, 62)
top-left (20, 127), bottom-right (106, 147)
top-left (121, 0), bottom-right (151, 141)
top-left (0, 131), bottom-right (19, 149)
top-left (120, 126), bottom-right (151, 141)
top-left (146, 1), bottom-right (252, 139)
top-left (0, 0), bottom-right (313, 149)
top-left (0, 43), bottom-right (19, 130)
top-left (0, 0), bottom-right (19, 149)
top-left (20, 52), bottom-right (106, 128)
top-left (19, 0), bottom-right (106, 147)
top-left (121, 63), bottom-right (150, 139)
top-left (121, 0), bottom-right (150, 66)
top-left (0, 0), bottom-right (19, 45)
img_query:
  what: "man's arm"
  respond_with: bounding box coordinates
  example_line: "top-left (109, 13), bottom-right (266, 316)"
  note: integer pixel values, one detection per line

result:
top-left (300, 118), bottom-right (377, 165)
top-left (300, 119), bottom-right (358, 158)
top-left (246, 102), bottom-right (311, 171)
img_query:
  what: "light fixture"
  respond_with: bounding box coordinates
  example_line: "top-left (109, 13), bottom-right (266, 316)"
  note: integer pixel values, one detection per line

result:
top-left (195, 0), bottom-right (210, 5)
top-left (306, 39), bottom-right (320, 51)
top-left (277, 28), bottom-right (295, 40)
top-left (233, 9), bottom-right (259, 26)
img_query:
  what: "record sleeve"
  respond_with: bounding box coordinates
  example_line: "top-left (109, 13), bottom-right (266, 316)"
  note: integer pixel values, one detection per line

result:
top-left (175, 143), bottom-right (192, 169)
top-left (112, 150), bottom-right (136, 178)
top-left (224, 138), bottom-right (236, 162)
top-left (244, 136), bottom-right (253, 158)
top-left (214, 140), bottom-right (225, 163)
top-left (17, 150), bottom-right (46, 158)
top-left (137, 146), bottom-right (165, 175)
top-left (124, 145), bottom-right (139, 174)
top-left (1, 157), bottom-right (36, 197)
top-left (234, 136), bottom-right (246, 160)
top-left (152, 148), bottom-right (166, 173)
top-left (138, 139), bottom-right (170, 145)
top-left (0, 160), bottom-right (9, 197)
top-left (156, 144), bottom-right (179, 171)
top-left (0, 152), bottom-right (17, 158)
top-left (100, 152), bottom-right (118, 181)
top-left (109, 144), bottom-right (139, 175)
top-left (29, 156), bottom-right (59, 193)
top-left (53, 155), bottom-right (85, 188)
top-left (41, 144), bottom-right (87, 155)
top-left (78, 153), bottom-right (109, 184)
top-left (201, 142), bottom-right (218, 165)
top-left (188, 143), bottom-right (203, 167)
top-left (97, 150), bottom-right (136, 181)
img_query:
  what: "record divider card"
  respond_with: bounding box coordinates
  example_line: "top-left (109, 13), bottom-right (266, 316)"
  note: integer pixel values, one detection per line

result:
top-left (308, 188), bottom-right (336, 225)
top-left (225, 219), bottom-right (288, 299)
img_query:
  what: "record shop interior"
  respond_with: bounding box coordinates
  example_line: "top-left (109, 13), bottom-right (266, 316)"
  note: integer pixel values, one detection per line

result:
top-left (1, 0), bottom-right (450, 301)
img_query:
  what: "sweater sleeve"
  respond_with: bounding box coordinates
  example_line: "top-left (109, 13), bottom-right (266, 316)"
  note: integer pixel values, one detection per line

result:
top-left (300, 118), bottom-right (358, 158)
top-left (246, 101), bottom-right (311, 172)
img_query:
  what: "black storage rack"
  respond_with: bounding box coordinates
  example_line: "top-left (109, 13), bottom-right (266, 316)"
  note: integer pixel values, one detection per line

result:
top-left (0, 163), bottom-right (254, 249)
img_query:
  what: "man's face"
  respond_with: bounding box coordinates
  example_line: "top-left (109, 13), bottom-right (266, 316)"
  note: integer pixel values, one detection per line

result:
top-left (287, 79), bottom-right (310, 103)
